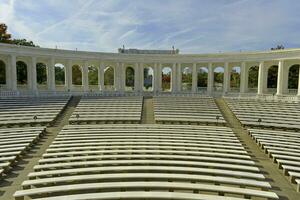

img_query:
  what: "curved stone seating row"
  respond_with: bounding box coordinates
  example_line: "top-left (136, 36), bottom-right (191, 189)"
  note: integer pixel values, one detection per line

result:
top-left (69, 96), bottom-right (143, 124)
top-left (14, 125), bottom-right (278, 200)
top-left (0, 97), bottom-right (70, 127)
top-left (225, 98), bottom-right (300, 130)
top-left (248, 128), bottom-right (300, 192)
top-left (0, 126), bottom-right (46, 178)
top-left (153, 96), bottom-right (226, 125)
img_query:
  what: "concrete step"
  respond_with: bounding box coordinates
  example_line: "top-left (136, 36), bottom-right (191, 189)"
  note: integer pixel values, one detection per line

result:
top-left (141, 97), bottom-right (155, 124)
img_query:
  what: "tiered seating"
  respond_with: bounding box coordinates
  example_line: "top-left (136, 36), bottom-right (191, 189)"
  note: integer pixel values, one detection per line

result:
top-left (249, 128), bottom-right (300, 192)
top-left (0, 126), bottom-right (46, 177)
top-left (225, 98), bottom-right (300, 129)
top-left (0, 97), bottom-right (70, 127)
top-left (69, 96), bottom-right (143, 124)
top-left (153, 96), bottom-right (226, 125)
top-left (14, 125), bottom-right (278, 200)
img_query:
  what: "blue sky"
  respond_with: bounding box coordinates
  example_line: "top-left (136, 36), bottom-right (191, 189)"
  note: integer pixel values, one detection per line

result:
top-left (1, 0), bottom-right (300, 53)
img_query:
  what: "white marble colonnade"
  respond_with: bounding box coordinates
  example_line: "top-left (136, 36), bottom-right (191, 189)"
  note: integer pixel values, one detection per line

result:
top-left (1, 44), bottom-right (300, 97)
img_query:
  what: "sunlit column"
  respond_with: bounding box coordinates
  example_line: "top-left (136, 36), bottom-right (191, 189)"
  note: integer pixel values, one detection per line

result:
top-left (152, 63), bottom-right (158, 93)
top-left (65, 60), bottom-right (72, 91)
top-left (139, 63), bottom-right (144, 92)
top-left (10, 54), bottom-right (17, 91)
top-left (120, 63), bottom-right (125, 92)
top-left (223, 62), bottom-right (230, 93)
top-left (240, 62), bottom-right (247, 93)
top-left (207, 63), bottom-right (213, 94)
top-left (31, 57), bottom-right (37, 92)
top-left (276, 60), bottom-right (284, 95)
top-left (47, 57), bottom-right (56, 91)
top-left (134, 63), bottom-right (139, 93)
top-left (257, 61), bottom-right (265, 95)
top-left (114, 62), bottom-right (120, 91)
top-left (157, 63), bottom-right (162, 92)
top-left (82, 61), bottom-right (89, 92)
top-left (99, 62), bottom-right (105, 91)
top-left (177, 63), bottom-right (182, 92)
top-left (171, 63), bottom-right (177, 93)
top-left (192, 63), bottom-right (197, 93)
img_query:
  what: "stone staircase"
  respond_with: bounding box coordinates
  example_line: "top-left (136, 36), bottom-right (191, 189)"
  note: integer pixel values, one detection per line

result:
top-left (141, 96), bottom-right (155, 124)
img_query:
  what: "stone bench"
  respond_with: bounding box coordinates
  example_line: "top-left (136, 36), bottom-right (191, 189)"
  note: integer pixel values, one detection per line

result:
top-left (33, 159), bottom-right (259, 172)
top-left (22, 172), bottom-right (271, 190)
top-left (14, 181), bottom-right (278, 200)
top-left (28, 165), bottom-right (266, 180)
top-left (39, 153), bottom-right (254, 166)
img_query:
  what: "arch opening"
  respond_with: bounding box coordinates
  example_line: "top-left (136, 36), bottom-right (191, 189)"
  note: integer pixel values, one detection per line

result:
top-left (104, 66), bottom-right (114, 90)
top-left (248, 66), bottom-right (259, 92)
top-left (288, 64), bottom-right (299, 94)
top-left (267, 65), bottom-right (278, 93)
top-left (88, 66), bottom-right (98, 91)
top-left (197, 67), bottom-right (208, 92)
top-left (17, 61), bottom-right (28, 89)
top-left (55, 63), bottom-right (65, 86)
top-left (37, 62), bottom-right (47, 89)
top-left (162, 67), bottom-right (172, 92)
top-left (214, 66), bottom-right (224, 91)
top-left (230, 66), bottom-right (240, 91)
top-left (0, 60), bottom-right (6, 86)
top-left (143, 67), bottom-right (153, 91)
top-left (72, 65), bottom-right (82, 86)
top-left (181, 66), bottom-right (192, 91)
top-left (125, 66), bottom-right (135, 91)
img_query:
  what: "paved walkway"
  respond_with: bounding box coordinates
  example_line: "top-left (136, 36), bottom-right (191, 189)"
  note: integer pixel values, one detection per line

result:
top-left (215, 98), bottom-right (299, 200)
top-left (0, 96), bottom-right (80, 200)
top-left (141, 96), bottom-right (155, 124)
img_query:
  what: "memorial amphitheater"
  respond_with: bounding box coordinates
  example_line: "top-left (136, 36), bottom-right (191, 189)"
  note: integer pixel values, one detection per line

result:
top-left (0, 42), bottom-right (300, 200)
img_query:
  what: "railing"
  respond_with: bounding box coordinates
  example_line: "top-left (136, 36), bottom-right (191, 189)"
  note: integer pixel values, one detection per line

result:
top-left (248, 88), bottom-right (258, 93)
top-left (37, 84), bottom-right (48, 91)
top-left (0, 84), bottom-right (7, 90)
top-left (288, 89), bottom-right (298, 94)
top-left (266, 88), bottom-right (277, 94)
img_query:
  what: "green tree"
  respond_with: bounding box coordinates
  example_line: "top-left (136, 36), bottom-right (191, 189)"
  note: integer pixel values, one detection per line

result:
top-left (37, 63), bottom-right (47, 84)
top-left (55, 66), bottom-right (65, 85)
top-left (88, 66), bottom-right (98, 85)
top-left (0, 23), bottom-right (11, 43)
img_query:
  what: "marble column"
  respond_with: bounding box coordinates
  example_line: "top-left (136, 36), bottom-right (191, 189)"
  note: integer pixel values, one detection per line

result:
top-left (47, 57), bottom-right (56, 91)
top-left (31, 57), bottom-right (37, 92)
top-left (10, 55), bottom-right (17, 91)
top-left (257, 61), bottom-right (265, 95)
top-left (171, 63), bottom-right (177, 93)
top-left (240, 62), bottom-right (247, 93)
top-left (152, 63), bottom-right (158, 93)
top-left (157, 63), bottom-right (162, 92)
top-left (192, 63), bottom-right (197, 93)
top-left (65, 60), bottom-right (72, 91)
top-left (99, 62), bottom-right (105, 91)
top-left (82, 61), bottom-right (89, 92)
top-left (276, 60), bottom-right (284, 95)
top-left (120, 63), bottom-right (125, 92)
top-left (223, 62), bottom-right (230, 93)
top-left (134, 63), bottom-right (140, 93)
top-left (114, 62), bottom-right (120, 91)
top-left (140, 63), bottom-right (144, 92)
top-left (177, 63), bottom-right (182, 92)
top-left (207, 63), bottom-right (213, 94)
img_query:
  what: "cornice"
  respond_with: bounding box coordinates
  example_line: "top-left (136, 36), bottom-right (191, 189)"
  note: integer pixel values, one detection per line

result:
top-left (0, 43), bottom-right (300, 63)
